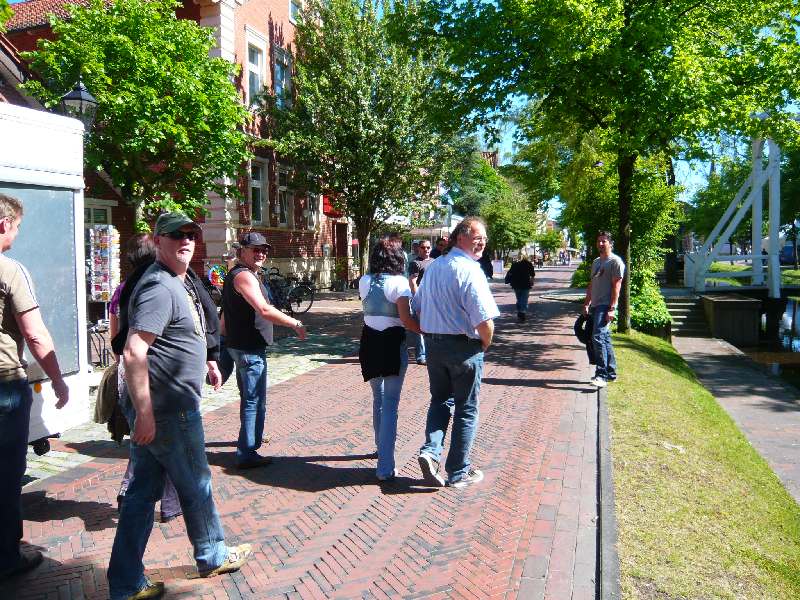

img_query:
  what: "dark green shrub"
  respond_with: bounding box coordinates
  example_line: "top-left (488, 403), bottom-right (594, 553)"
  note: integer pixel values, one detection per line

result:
top-left (570, 261), bottom-right (591, 288)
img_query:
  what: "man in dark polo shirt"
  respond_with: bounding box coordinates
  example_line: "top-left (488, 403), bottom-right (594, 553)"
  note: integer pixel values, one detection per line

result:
top-left (222, 232), bottom-right (306, 469)
top-left (108, 213), bottom-right (250, 600)
top-left (0, 193), bottom-right (69, 582)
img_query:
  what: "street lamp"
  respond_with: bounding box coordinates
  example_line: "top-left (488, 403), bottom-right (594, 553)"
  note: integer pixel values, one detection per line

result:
top-left (59, 78), bottom-right (98, 132)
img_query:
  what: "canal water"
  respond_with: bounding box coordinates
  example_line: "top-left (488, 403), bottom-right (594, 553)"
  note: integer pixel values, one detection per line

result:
top-left (741, 297), bottom-right (800, 383)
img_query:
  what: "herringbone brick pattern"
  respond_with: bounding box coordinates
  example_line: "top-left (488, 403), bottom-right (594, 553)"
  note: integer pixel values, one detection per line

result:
top-left (1, 267), bottom-right (598, 600)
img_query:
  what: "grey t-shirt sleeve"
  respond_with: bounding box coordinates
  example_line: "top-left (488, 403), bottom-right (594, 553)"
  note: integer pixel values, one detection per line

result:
top-left (611, 255), bottom-right (625, 279)
top-left (129, 277), bottom-right (173, 336)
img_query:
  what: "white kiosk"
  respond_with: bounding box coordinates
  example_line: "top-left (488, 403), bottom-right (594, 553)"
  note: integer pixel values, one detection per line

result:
top-left (0, 102), bottom-right (90, 450)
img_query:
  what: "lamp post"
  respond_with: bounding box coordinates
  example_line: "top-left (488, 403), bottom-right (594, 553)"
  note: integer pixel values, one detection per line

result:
top-left (59, 78), bottom-right (98, 132)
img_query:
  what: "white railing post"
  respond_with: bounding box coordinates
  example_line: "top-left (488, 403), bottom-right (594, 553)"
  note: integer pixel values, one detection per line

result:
top-left (768, 139), bottom-right (781, 298)
top-left (751, 139), bottom-right (764, 285)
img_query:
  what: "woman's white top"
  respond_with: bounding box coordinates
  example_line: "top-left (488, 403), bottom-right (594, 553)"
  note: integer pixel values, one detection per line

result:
top-left (359, 274), bottom-right (412, 330)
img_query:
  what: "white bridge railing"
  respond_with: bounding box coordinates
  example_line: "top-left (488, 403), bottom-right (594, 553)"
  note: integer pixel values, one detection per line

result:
top-left (684, 138), bottom-right (781, 298)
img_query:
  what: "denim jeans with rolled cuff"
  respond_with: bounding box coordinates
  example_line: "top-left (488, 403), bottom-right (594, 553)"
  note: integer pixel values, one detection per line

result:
top-left (419, 335), bottom-right (484, 484)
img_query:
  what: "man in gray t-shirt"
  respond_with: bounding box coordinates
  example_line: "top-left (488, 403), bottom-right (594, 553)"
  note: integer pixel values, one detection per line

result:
top-left (583, 231), bottom-right (625, 388)
top-left (108, 213), bottom-right (251, 600)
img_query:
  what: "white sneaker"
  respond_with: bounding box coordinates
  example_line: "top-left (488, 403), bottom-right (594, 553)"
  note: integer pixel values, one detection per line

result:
top-left (590, 377), bottom-right (607, 388)
top-left (447, 468), bottom-right (484, 489)
top-left (418, 454), bottom-right (445, 487)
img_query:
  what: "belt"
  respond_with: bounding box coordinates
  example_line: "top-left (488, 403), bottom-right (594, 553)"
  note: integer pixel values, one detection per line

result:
top-left (427, 333), bottom-right (479, 342)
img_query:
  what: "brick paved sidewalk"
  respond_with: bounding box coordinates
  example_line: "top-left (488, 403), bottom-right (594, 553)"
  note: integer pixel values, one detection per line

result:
top-left (3, 267), bottom-right (600, 600)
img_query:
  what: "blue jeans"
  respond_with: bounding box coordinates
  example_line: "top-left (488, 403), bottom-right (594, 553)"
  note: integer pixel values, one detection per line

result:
top-left (514, 288), bottom-right (531, 314)
top-left (117, 382), bottom-right (181, 519)
top-left (590, 305), bottom-right (617, 381)
top-left (108, 407), bottom-right (228, 599)
top-left (369, 344), bottom-right (408, 478)
top-left (408, 331), bottom-right (426, 362)
top-left (227, 348), bottom-right (268, 464)
top-left (419, 335), bottom-right (484, 483)
top-left (0, 379), bottom-right (32, 573)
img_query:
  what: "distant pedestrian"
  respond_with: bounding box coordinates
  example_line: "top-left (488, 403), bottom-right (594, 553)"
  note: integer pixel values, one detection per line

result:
top-left (359, 235), bottom-right (422, 481)
top-left (430, 236), bottom-right (448, 259)
top-left (505, 254), bottom-right (536, 322)
top-left (221, 232), bottom-right (307, 469)
top-left (408, 239), bottom-right (433, 365)
top-left (108, 213), bottom-right (251, 599)
top-left (583, 230), bottom-right (625, 388)
top-left (0, 193), bottom-right (69, 582)
top-left (414, 217), bottom-right (499, 488)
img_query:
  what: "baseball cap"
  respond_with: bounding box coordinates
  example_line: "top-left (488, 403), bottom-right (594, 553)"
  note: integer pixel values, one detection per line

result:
top-left (154, 212), bottom-right (201, 236)
top-left (239, 231), bottom-right (273, 250)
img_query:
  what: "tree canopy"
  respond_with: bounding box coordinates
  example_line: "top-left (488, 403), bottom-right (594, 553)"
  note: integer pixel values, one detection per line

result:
top-left (406, 0), bottom-right (800, 331)
top-left (262, 0), bottom-right (465, 271)
top-left (21, 0), bottom-right (251, 225)
top-left (0, 1), bottom-right (11, 32)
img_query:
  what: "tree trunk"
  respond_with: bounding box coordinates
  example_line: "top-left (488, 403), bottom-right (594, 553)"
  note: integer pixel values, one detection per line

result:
top-left (617, 151), bottom-right (637, 333)
top-left (357, 223), bottom-right (371, 278)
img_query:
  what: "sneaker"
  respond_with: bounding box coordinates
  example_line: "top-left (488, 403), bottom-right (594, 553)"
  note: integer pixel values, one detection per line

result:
top-left (416, 358), bottom-right (427, 365)
top-left (448, 468), bottom-right (484, 489)
top-left (126, 581), bottom-right (165, 600)
top-left (199, 543), bottom-right (252, 578)
top-left (0, 551), bottom-right (44, 580)
top-left (418, 453), bottom-right (445, 487)
top-left (590, 377), bottom-right (607, 388)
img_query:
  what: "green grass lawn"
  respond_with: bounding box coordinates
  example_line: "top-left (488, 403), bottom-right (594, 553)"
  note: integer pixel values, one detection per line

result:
top-left (609, 332), bottom-right (800, 599)
top-left (783, 270), bottom-right (800, 286)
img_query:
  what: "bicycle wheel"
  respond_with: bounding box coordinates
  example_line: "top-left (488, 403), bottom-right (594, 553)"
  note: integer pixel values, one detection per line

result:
top-left (287, 284), bottom-right (314, 314)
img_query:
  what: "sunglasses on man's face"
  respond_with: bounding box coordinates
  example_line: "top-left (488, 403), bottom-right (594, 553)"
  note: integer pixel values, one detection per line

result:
top-left (164, 230), bottom-right (197, 241)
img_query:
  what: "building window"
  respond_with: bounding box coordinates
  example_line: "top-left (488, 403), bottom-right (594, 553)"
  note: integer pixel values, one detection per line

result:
top-left (277, 168), bottom-right (293, 227)
top-left (289, 0), bottom-right (302, 23)
top-left (84, 198), bottom-right (117, 226)
top-left (250, 162), bottom-right (267, 223)
top-left (247, 44), bottom-right (264, 106)
top-left (273, 46), bottom-right (292, 109)
top-left (306, 193), bottom-right (320, 230)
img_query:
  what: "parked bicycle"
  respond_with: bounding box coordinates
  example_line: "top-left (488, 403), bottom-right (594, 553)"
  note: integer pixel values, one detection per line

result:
top-left (262, 266), bottom-right (315, 314)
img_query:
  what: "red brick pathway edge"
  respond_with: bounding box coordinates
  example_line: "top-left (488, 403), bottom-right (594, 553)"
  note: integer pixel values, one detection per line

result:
top-left (2, 267), bottom-right (601, 600)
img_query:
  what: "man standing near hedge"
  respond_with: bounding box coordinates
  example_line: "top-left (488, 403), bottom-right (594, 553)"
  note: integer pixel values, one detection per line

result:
top-left (583, 231), bottom-right (624, 388)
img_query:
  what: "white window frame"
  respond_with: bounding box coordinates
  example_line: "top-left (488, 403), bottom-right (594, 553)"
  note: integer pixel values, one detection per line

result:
top-left (277, 167), bottom-right (293, 228)
top-left (245, 26), bottom-right (268, 108)
top-left (273, 45), bottom-right (293, 109)
top-left (84, 197), bottom-right (117, 227)
top-left (249, 160), bottom-right (268, 224)
top-left (306, 193), bottom-right (320, 230)
top-left (289, 0), bottom-right (303, 24)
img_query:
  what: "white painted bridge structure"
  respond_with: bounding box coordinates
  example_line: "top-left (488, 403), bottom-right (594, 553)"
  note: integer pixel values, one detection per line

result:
top-left (684, 137), bottom-right (782, 299)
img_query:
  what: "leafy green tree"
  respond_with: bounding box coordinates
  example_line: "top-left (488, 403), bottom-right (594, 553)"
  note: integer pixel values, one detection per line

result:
top-left (536, 229), bottom-right (564, 256)
top-left (262, 0), bottom-right (464, 272)
top-left (448, 152), bottom-right (509, 215)
top-left (689, 157), bottom-right (753, 248)
top-left (21, 0), bottom-right (251, 225)
top-left (0, 1), bottom-right (11, 32)
top-left (480, 181), bottom-right (538, 259)
top-left (406, 0), bottom-right (800, 331)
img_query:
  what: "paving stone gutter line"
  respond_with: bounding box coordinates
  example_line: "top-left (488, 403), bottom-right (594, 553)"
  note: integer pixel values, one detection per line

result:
top-left (597, 386), bottom-right (622, 599)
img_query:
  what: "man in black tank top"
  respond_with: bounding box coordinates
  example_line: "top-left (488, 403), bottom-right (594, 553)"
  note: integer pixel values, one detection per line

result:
top-left (221, 232), bottom-right (307, 469)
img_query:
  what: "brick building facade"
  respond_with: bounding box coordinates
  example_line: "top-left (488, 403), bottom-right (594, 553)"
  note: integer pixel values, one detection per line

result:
top-left (5, 0), bottom-right (355, 289)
